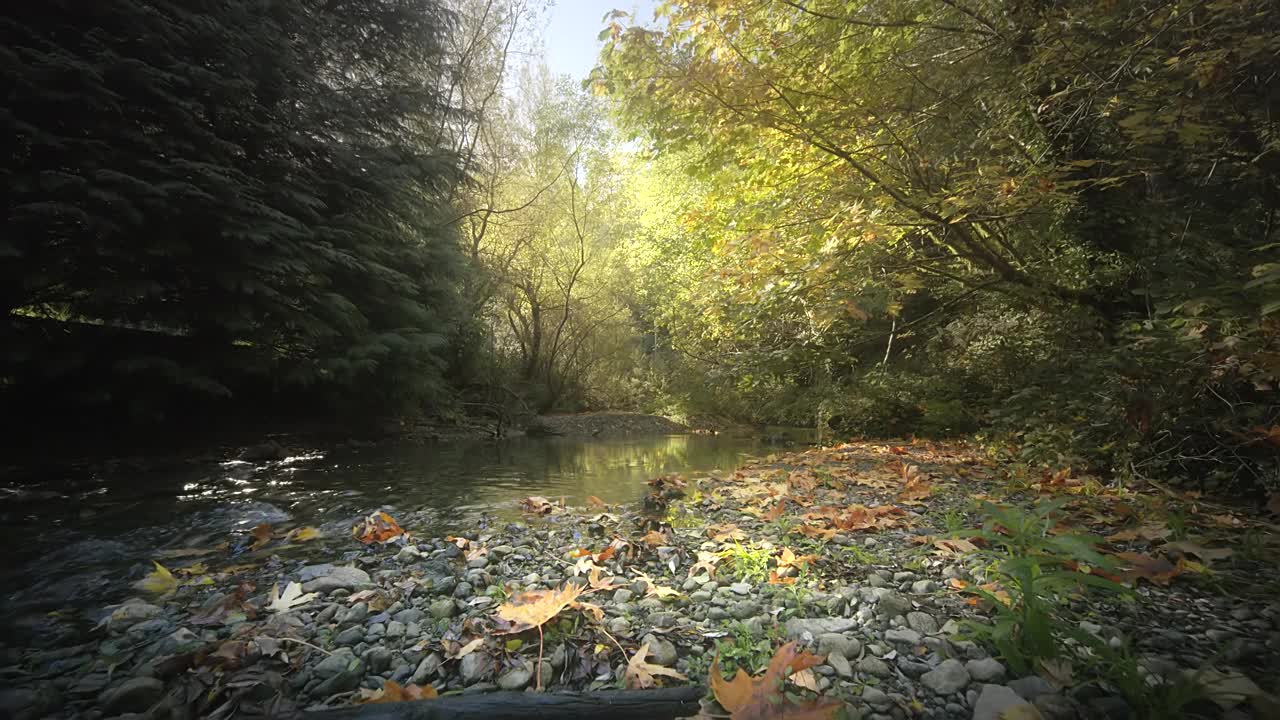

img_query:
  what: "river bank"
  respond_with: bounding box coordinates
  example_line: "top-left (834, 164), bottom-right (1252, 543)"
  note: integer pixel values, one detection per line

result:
top-left (2, 439), bottom-right (1277, 719)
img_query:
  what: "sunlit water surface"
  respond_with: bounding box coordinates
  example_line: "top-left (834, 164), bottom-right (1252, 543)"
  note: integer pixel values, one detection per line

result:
top-left (0, 431), bottom-right (814, 625)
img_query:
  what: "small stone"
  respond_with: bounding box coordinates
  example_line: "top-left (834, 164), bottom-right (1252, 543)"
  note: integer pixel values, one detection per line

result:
top-left (1009, 676), bottom-right (1055, 701)
top-left (920, 658), bottom-right (970, 695)
top-left (649, 612), bottom-right (679, 628)
top-left (385, 620), bottom-right (406, 638)
top-left (467, 555), bottom-right (489, 569)
top-left (641, 634), bottom-right (678, 667)
top-left (729, 582), bottom-right (752, 595)
top-left (608, 617), bottom-right (632, 635)
top-left (335, 626), bottom-right (363, 646)
top-left (878, 592), bottom-right (912, 617)
top-left (973, 684), bottom-right (1039, 720)
top-left (858, 656), bottom-right (891, 677)
top-left (828, 652), bottom-right (853, 678)
top-left (966, 658), bottom-right (1006, 683)
top-left (301, 566), bottom-right (372, 594)
top-left (817, 633), bottom-right (860, 659)
top-left (497, 661), bottom-right (534, 690)
top-left (315, 649), bottom-right (360, 678)
top-left (885, 628), bottom-right (922, 645)
top-left (613, 589), bottom-right (634, 604)
top-left (690, 591), bottom-right (712, 603)
top-left (453, 581), bottom-right (474, 599)
top-left (460, 652), bottom-right (492, 684)
top-left (861, 686), bottom-right (890, 708)
top-left (784, 617), bottom-right (857, 639)
top-left (429, 599), bottom-right (456, 619)
top-left (906, 612), bottom-right (939, 634)
top-left (729, 601), bottom-right (761, 620)
top-left (410, 653), bottom-right (442, 684)
top-left (911, 579), bottom-right (938, 594)
top-left (395, 545), bottom-right (423, 562)
top-left (363, 646), bottom-right (392, 674)
top-left (99, 677), bottom-right (164, 714)
top-left (394, 608), bottom-right (424, 624)
top-left (1035, 693), bottom-right (1077, 720)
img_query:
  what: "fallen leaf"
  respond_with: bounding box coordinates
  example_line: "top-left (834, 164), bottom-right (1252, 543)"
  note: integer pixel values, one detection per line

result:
top-left (708, 524), bottom-right (747, 542)
top-left (1115, 552), bottom-right (1184, 586)
top-left (932, 538), bottom-right (980, 558)
top-left (633, 570), bottom-right (681, 599)
top-left (1197, 669), bottom-right (1267, 710)
top-left (688, 550), bottom-right (720, 578)
top-left (775, 547), bottom-right (818, 572)
top-left (768, 571), bottom-right (796, 585)
top-left (286, 526), bottom-right (322, 542)
top-left (710, 641), bottom-right (842, 719)
top-left (625, 642), bottom-right (688, 689)
top-left (789, 667), bottom-right (819, 692)
top-left (586, 495), bottom-right (608, 509)
top-left (359, 679), bottom-right (438, 704)
top-left (133, 561), bottom-right (178, 596)
top-left (643, 530), bottom-right (670, 547)
top-left (1039, 657), bottom-right (1074, 688)
top-left (520, 496), bottom-right (560, 515)
top-left (249, 523), bottom-right (273, 551)
top-left (352, 511), bottom-right (407, 544)
top-left (447, 637), bottom-right (485, 659)
top-left (267, 582), bottom-right (317, 612)
top-left (1163, 540), bottom-right (1233, 563)
top-left (493, 584), bottom-right (585, 634)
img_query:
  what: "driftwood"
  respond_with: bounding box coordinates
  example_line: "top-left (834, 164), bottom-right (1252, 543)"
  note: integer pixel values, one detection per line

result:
top-left (304, 686), bottom-right (708, 720)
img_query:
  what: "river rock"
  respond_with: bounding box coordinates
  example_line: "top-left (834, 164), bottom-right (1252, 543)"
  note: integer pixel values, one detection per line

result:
top-left (99, 677), bottom-right (164, 715)
top-left (828, 652), bottom-right (854, 678)
top-left (314, 649), bottom-right (361, 679)
top-left (920, 658), bottom-right (970, 695)
top-left (642, 634), bottom-right (678, 667)
top-left (784, 617), bottom-right (857, 639)
top-left (429, 598), bottom-right (457, 619)
top-left (411, 653), bottom-right (443, 684)
top-left (1009, 675), bottom-right (1055, 701)
top-left (973, 684), bottom-right (1041, 720)
top-left (301, 566), bottom-right (372, 593)
top-left (497, 660), bottom-right (534, 690)
top-left (858, 656), bottom-right (891, 677)
top-left (817, 633), bottom-right (860, 659)
top-left (966, 657), bottom-right (1007, 683)
top-left (460, 652), bottom-right (492, 684)
top-left (334, 626), bottom-right (363, 646)
top-left (363, 646), bottom-right (392, 674)
top-left (884, 628), bottom-right (922, 645)
top-left (906, 611), bottom-right (939, 634)
top-left (729, 601), bottom-right (760, 620)
top-left (878, 592), bottom-right (912, 617)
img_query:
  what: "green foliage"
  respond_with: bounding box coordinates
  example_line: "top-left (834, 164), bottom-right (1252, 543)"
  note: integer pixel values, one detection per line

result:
top-left (711, 621), bottom-right (782, 676)
top-left (959, 501), bottom-right (1129, 675)
top-left (2, 0), bottom-right (464, 418)
top-left (595, 0), bottom-right (1280, 492)
top-left (719, 541), bottom-right (772, 584)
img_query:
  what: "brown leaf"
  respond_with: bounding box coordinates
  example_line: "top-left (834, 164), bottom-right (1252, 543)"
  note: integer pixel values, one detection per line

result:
top-left (519, 496), bottom-right (560, 515)
top-left (710, 641), bottom-right (842, 719)
top-left (643, 530), bottom-right (670, 547)
top-left (1267, 492), bottom-right (1280, 517)
top-left (775, 547), bottom-right (817, 571)
top-left (708, 523), bottom-right (747, 542)
top-left (1115, 552), bottom-right (1184, 585)
top-left (1162, 540), bottom-right (1233, 563)
top-left (249, 523), bottom-right (273, 551)
top-left (688, 550), bottom-right (720, 578)
top-left (587, 495), bottom-right (608, 509)
top-left (625, 642), bottom-right (688, 689)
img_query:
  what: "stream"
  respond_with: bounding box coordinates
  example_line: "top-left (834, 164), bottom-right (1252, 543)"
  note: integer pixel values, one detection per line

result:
top-left (0, 429), bottom-right (816, 636)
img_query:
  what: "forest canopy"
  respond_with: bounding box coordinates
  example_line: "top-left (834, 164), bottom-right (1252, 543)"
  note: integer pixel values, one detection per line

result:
top-left (2, 0), bottom-right (1277, 489)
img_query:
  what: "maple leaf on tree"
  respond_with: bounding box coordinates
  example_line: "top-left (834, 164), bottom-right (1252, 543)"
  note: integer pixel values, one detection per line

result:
top-left (625, 642), bottom-right (688, 689)
top-left (710, 641), bottom-right (843, 719)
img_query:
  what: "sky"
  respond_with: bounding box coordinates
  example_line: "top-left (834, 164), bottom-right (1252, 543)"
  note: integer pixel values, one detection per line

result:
top-left (543, 0), bottom-right (660, 81)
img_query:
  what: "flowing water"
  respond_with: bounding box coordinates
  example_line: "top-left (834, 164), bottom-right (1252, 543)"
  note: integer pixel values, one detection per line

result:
top-left (0, 429), bottom-right (816, 629)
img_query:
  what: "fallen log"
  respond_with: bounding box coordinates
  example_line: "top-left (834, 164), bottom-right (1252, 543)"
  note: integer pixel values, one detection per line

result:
top-left (304, 686), bottom-right (708, 720)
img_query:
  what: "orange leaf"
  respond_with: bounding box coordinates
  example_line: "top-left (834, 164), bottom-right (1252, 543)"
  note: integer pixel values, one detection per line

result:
top-left (643, 530), bottom-right (670, 547)
top-left (768, 571), bottom-right (796, 585)
top-left (361, 679), bottom-right (438, 703)
top-left (587, 495), bottom-right (608, 509)
top-left (710, 641), bottom-right (842, 719)
top-left (352, 512), bottom-right (407, 544)
top-left (249, 523), bottom-right (273, 551)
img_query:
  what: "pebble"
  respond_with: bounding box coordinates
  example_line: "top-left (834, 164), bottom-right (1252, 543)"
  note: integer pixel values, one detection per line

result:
top-left (858, 656), bottom-right (891, 677)
top-left (972, 684), bottom-right (1036, 720)
top-left (300, 566), bottom-right (372, 593)
top-left (920, 658), bottom-right (969, 695)
top-left (911, 579), bottom-right (938, 594)
top-left (1009, 675), bottom-right (1055, 700)
top-left (729, 582), bottom-right (752, 595)
top-left (728, 601), bottom-right (760, 620)
top-left (784, 617), bottom-right (857, 639)
top-left (816, 632), bottom-right (860, 659)
top-left (884, 628), bottom-right (922, 645)
top-left (965, 657), bottom-right (1006, 683)
top-left (459, 652), bottom-right (492, 684)
top-left (906, 611), bottom-right (939, 634)
top-left (428, 599), bottom-right (456, 619)
top-left (496, 661), bottom-right (533, 690)
top-left (641, 634), bottom-right (678, 666)
top-left (828, 652), bottom-right (853, 678)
